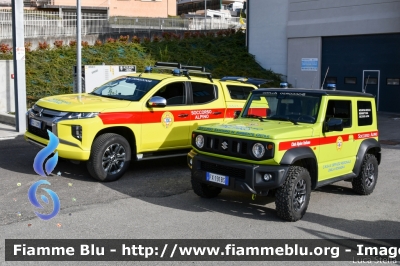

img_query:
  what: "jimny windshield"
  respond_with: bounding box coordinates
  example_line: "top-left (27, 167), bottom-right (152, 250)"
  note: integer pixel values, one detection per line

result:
top-left (241, 91), bottom-right (322, 124)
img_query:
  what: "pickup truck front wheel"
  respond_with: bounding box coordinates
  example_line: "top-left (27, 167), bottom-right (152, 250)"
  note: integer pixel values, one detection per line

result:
top-left (87, 133), bottom-right (131, 182)
top-left (275, 166), bottom-right (311, 222)
top-left (191, 178), bottom-right (222, 198)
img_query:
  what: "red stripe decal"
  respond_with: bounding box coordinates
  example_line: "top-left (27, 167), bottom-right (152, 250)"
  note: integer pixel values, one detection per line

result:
top-left (278, 131), bottom-right (378, 151)
top-left (279, 138), bottom-right (319, 151)
top-left (98, 112), bottom-right (142, 124)
top-left (98, 108), bottom-right (233, 125)
top-left (225, 108), bottom-right (244, 118)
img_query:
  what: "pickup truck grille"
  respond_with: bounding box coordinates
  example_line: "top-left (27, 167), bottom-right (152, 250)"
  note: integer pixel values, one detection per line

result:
top-left (27, 105), bottom-right (67, 139)
top-left (192, 133), bottom-right (274, 161)
top-left (27, 124), bottom-right (53, 140)
top-left (200, 161), bottom-right (246, 179)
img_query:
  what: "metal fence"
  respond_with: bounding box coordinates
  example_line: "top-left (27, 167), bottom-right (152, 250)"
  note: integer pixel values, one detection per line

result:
top-left (0, 9), bottom-right (245, 39)
top-left (0, 9), bottom-right (109, 39)
top-left (111, 16), bottom-right (244, 31)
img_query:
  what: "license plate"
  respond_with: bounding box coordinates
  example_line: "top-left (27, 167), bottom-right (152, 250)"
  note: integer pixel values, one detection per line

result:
top-left (206, 172), bottom-right (229, 186)
top-left (30, 118), bottom-right (41, 129)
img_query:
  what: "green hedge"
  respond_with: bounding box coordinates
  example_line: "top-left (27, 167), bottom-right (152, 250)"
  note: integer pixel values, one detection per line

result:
top-left (0, 31), bottom-right (282, 106)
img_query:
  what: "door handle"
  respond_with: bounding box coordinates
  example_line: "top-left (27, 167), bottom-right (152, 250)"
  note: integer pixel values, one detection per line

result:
top-left (178, 113), bottom-right (188, 117)
top-left (213, 112), bottom-right (222, 115)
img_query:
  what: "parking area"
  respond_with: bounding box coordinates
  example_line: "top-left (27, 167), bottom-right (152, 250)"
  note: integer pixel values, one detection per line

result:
top-left (0, 112), bottom-right (399, 265)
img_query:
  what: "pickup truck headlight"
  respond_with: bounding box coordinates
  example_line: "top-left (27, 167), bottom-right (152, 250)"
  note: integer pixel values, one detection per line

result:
top-left (64, 112), bottom-right (99, 119)
top-left (252, 143), bottom-right (265, 158)
top-left (195, 135), bottom-right (204, 149)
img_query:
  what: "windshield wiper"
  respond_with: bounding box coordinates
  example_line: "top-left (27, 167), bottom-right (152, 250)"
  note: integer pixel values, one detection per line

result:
top-left (243, 114), bottom-right (265, 122)
top-left (97, 95), bottom-right (127, 101)
top-left (268, 116), bottom-right (298, 125)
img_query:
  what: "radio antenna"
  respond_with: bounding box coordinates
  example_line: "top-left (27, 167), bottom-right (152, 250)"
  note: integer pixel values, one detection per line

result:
top-left (363, 75), bottom-right (370, 93)
top-left (320, 67), bottom-right (329, 90)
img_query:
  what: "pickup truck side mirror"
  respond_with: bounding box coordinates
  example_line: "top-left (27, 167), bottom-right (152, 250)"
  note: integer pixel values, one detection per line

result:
top-left (324, 118), bottom-right (343, 132)
top-left (233, 110), bottom-right (241, 119)
top-left (148, 96), bottom-right (166, 107)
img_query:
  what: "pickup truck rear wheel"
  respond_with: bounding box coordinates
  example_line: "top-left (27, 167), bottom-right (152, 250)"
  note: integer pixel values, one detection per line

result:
top-left (352, 154), bottom-right (378, 195)
top-left (191, 178), bottom-right (222, 198)
top-left (275, 166), bottom-right (311, 222)
top-left (87, 133), bottom-right (131, 182)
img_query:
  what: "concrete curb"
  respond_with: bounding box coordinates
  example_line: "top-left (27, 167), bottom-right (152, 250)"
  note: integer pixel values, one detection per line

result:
top-left (0, 113), bottom-right (16, 126)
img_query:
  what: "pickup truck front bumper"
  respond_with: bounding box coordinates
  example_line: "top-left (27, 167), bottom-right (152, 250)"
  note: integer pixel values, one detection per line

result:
top-left (188, 150), bottom-right (289, 196)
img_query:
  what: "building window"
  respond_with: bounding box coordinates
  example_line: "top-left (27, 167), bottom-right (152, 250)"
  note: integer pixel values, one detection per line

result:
top-left (364, 77), bottom-right (378, 85)
top-left (344, 77), bottom-right (357, 84)
top-left (357, 101), bottom-right (373, 126)
top-left (387, 78), bottom-right (400, 86)
top-left (325, 77), bottom-right (337, 84)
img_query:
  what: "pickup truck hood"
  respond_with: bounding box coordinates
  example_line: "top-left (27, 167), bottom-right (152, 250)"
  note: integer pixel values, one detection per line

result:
top-left (35, 93), bottom-right (131, 112)
top-left (196, 119), bottom-right (315, 140)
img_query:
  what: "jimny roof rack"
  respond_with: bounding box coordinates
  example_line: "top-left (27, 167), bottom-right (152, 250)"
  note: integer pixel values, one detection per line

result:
top-left (143, 62), bottom-right (213, 82)
top-left (220, 76), bottom-right (271, 87)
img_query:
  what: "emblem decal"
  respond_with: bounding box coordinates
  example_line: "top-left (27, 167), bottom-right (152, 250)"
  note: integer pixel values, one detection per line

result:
top-left (221, 141), bottom-right (228, 150)
top-left (336, 136), bottom-right (343, 151)
top-left (161, 112), bottom-right (174, 128)
top-left (36, 109), bottom-right (43, 117)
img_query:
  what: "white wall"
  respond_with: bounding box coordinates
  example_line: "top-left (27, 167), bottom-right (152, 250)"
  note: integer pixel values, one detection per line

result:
top-left (287, 0), bottom-right (400, 38)
top-left (248, 0), bottom-right (289, 78)
top-left (0, 60), bottom-right (15, 113)
top-left (287, 37), bottom-right (321, 89)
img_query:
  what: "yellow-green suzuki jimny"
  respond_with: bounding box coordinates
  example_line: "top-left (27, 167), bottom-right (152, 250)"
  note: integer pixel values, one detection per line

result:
top-left (188, 88), bottom-right (380, 221)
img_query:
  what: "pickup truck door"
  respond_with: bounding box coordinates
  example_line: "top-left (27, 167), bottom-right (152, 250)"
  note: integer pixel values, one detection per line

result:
top-left (141, 81), bottom-right (191, 151)
top-left (188, 81), bottom-right (225, 135)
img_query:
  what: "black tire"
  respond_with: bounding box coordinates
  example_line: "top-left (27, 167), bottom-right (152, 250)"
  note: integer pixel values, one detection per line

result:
top-left (87, 133), bottom-right (131, 182)
top-left (275, 166), bottom-right (311, 222)
top-left (191, 178), bottom-right (222, 198)
top-left (352, 154), bottom-right (378, 195)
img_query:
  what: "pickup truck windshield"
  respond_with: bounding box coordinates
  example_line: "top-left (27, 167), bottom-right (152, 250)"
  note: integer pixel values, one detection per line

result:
top-left (242, 92), bottom-right (322, 124)
top-left (90, 76), bottom-right (160, 101)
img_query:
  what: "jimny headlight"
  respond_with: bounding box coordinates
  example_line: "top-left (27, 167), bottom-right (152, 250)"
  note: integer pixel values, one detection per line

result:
top-left (252, 143), bottom-right (265, 159)
top-left (64, 112), bottom-right (99, 119)
top-left (195, 135), bottom-right (204, 149)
